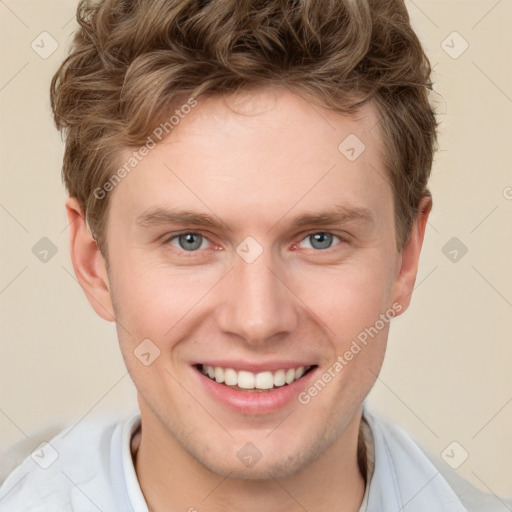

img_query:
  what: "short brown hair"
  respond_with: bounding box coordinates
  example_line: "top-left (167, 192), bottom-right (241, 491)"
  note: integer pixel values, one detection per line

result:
top-left (50, 0), bottom-right (438, 257)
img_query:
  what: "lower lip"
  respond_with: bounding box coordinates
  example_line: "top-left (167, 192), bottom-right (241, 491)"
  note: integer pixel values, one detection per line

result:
top-left (193, 365), bottom-right (318, 415)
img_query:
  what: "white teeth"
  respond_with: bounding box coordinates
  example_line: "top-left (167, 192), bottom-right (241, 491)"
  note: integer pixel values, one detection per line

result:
top-left (200, 364), bottom-right (312, 389)
top-left (214, 366), bottom-right (224, 383)
top-left (285, 368), bottom-right (296, 384)
top-left (273, 369), bottom-right (286, 387)
top-left (224, 368), bottom-right (237, 386)
top-left (254, 371), bottom-right (274, 389)
top-left (237, 371), bottom-right (255, 389)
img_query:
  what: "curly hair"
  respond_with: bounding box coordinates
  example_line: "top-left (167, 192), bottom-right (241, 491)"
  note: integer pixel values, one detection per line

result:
top-left (50, 0), bottom-right (438, 256)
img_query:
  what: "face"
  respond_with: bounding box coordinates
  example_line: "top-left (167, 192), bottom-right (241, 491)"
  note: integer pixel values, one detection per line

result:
top-left (74, 88), bottom-right (427, 480)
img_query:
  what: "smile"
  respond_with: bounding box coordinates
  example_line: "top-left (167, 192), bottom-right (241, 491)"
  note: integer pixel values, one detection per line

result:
top-left (195, 364), bottom-right (316, 392)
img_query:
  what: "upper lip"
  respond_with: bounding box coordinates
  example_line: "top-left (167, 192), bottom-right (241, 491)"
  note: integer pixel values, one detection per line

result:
top-left (194, 360), bottom-right (317, 373)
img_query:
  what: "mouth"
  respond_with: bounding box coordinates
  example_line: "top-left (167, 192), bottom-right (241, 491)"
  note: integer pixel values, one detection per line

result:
top-left (194, 363), bottom-right (317, 392)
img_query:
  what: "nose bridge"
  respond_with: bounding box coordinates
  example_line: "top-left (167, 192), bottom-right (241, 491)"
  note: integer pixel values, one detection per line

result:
top-left (215, 241), bottom-right (298, 343)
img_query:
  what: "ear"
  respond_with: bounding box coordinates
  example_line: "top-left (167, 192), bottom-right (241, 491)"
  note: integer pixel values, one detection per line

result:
top-left (392, 195), bottom-right (433, 313)
top-left (66, 197), bottom-right (115, 322)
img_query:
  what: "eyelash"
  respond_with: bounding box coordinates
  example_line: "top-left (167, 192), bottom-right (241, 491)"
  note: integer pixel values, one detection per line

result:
top-left (163, 230), bottom-right (347, 255)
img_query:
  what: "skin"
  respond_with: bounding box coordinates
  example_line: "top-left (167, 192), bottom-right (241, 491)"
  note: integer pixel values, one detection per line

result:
top-left (67, 87), bottom-right (431, 512)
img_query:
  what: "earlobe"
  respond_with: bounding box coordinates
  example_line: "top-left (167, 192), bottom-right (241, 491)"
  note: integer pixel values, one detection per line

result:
top-left (392, 195), bottom-right (433, 313)
top-left (65, 197), bottom-right (115, 322)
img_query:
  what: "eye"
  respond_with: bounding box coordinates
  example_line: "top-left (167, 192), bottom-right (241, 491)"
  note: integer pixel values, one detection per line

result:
top-left (297, 232), bottom-right (343, 250)
top-left (167, 232), bottom-right (212, 252)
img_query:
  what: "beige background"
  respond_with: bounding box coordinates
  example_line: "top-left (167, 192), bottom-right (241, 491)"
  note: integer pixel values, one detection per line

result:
top-left (1, 0), bottom-right (511, 500)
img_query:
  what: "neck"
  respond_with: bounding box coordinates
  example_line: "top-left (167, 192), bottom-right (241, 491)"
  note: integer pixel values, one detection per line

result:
top-left (132, 404), bottom-right (366, 512)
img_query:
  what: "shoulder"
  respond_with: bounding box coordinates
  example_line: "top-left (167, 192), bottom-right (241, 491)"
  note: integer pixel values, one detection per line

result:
top-left (420, 445), bottom-right (512, 512)
top-left (363, 406), bottom-right (512, 512)
top-left (0, 413), bottom-right (137, 512)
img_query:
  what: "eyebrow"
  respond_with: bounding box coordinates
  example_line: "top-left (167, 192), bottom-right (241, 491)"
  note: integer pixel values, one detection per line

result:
top-left (135, 203), bottom-right (374, 232)
top-left (136, 208), bottom-right (229, 231)
top-left (285, 203), bottom-right (373, 230)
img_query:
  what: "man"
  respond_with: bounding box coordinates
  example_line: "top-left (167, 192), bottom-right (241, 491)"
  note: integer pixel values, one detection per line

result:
top-left (0, 0), bottom-right (509, 510)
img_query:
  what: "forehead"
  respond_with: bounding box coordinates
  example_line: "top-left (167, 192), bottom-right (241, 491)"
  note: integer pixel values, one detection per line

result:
top-left (110, 88), bottom-right (391, 233)
top-left (162, 88), bottom-right (384, 165)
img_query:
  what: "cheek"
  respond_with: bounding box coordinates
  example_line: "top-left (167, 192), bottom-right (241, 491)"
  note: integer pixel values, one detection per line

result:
top-left (290, 255), bottom-right (396, 329)
top-left (109, 257), bottom-right (220, 339)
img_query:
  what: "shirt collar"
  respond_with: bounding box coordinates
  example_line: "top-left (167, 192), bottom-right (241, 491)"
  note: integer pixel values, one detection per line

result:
top-left (362, 403), bottom-right (467, 511)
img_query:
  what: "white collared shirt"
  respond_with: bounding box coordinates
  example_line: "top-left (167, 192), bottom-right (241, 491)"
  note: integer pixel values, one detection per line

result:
top-left (0, 404), bottom-right (509, 511)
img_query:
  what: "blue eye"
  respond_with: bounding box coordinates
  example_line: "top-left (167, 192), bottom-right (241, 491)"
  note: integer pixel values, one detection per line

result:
top-left (164, 231), bottom-right (344, 255)
top-left (169, 233), bottom-right (210, 251)
top-left (298, 232), bottom-right (342, 250)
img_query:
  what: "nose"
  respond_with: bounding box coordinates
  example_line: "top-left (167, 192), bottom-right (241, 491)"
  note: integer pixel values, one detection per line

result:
top-left (215, 246), bottom-right (299, 345)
